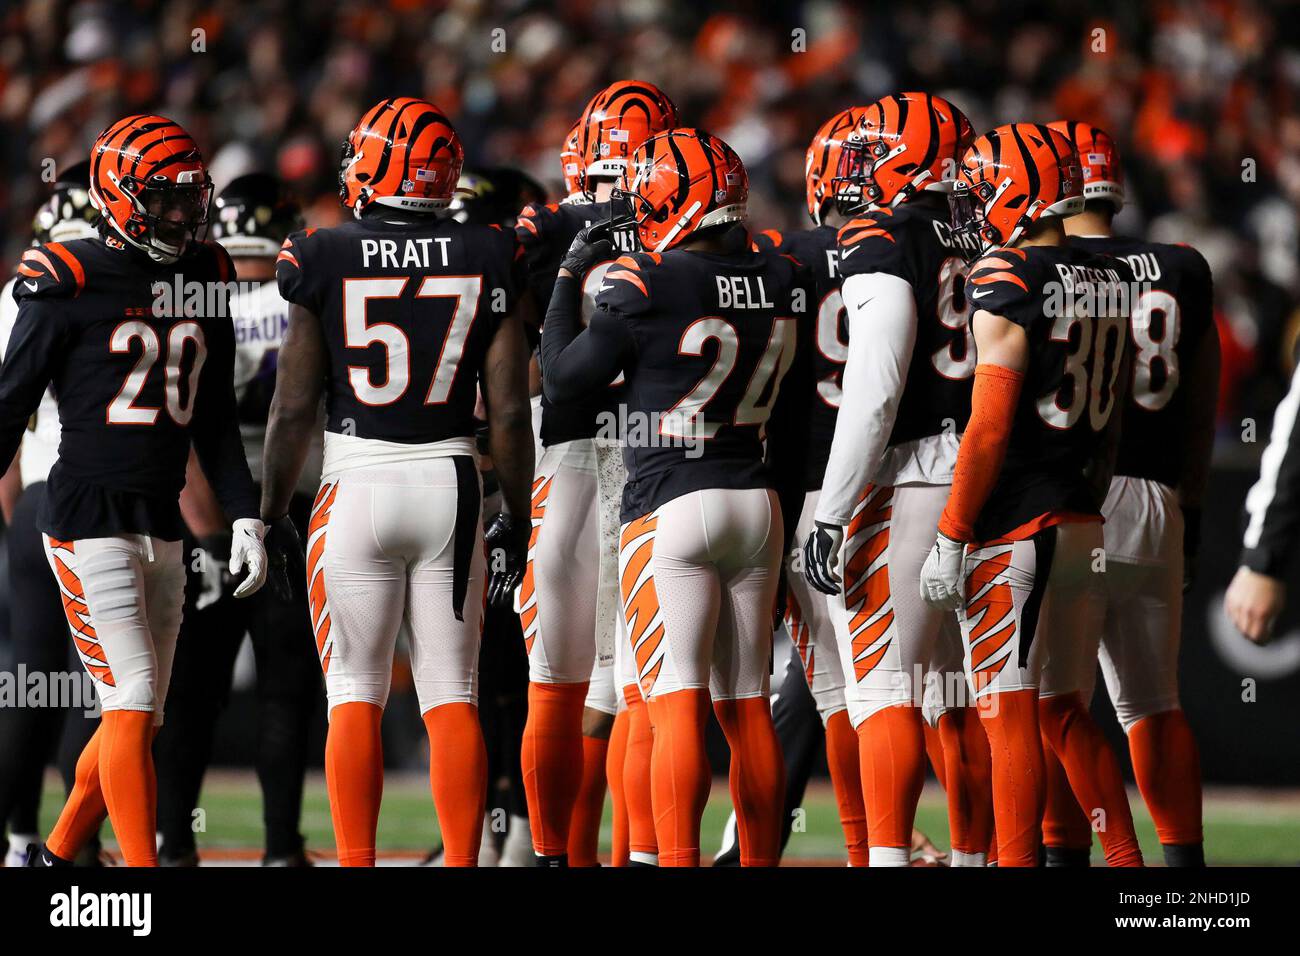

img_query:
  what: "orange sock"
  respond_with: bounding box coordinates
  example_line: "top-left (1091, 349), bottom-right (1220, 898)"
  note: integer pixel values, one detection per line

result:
top-left (977, 689), bottom-right (1044, 867)
top-left (568, 734), bottom-right (610, 866)
top-left (824, 709), bottom-right (870, 866)
top-left (713, 696), bottom-right (784, 867)
top-left (46, 724), bottom-right (109, 862)
top-left (606, 708), bottom-right (631, 866)
top-left (647, 689), bottom-right (711, 867)
top-left (857, 704), bottom-right (926, 864)
top-left (1041, 733), bottom-right (1092, 852)
top-left (423, 702), bottom-right (487, 867)
top-left (521, 681), bottom-right (588, 858)
top-left (923, 719), bottom-right (947, 790)
top-left (1038, 694), bottom-right (1142, 867)
top-left (1129, 710), bottom-right (1202, 848)
top-left (623, 686), bottom-right (657, 860)
top-left (95, 710), bottom-right (158, 867)
top-left (937, 707), bottom-right (995, 859)
top-left (325, 701), bottom-right (384, 867)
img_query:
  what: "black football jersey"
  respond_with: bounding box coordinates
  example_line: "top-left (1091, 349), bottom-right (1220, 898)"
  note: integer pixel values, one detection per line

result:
top-left (516, 198), bottom-right (635, 446)
top-left (752, 225), bottom-right (843, 489)
top-left (835, 195), bottom-right (978, 448)
top-left (0, 236), bottom-right (257, 540)
top-left (964, 245), bottom-right (1135, 542)
top-left (1071, 236), bottom-right (1213, 488)
top-left (593, 245), bottom-right (813, 521)
top-left (277, 215), bottom-right (522, 445)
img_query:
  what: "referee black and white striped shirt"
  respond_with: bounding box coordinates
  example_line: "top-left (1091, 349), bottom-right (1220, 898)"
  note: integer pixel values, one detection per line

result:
top-left (1242, 360), bottom-right (1300, 577)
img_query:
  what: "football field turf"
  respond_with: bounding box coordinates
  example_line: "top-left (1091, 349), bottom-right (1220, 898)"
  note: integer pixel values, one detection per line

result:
top-left (39, 771), bottom-right (1300, 866)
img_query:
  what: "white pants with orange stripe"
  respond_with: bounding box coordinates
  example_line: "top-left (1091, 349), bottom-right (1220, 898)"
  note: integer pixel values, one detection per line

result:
top-left (618, 487), bottom-right (783, 701)
top-left (517, 440), bottom-right (601, 686)
top-left (307, 459), bottom-right (486, 714)
top-left (959, 521), bottom-right (1105, 698)
top-left (42, 534), bottom-right (185, 724)
top-left (830, 483), bottom-right (968, 727)
top-left (784, 489), bottom-right (847, 725)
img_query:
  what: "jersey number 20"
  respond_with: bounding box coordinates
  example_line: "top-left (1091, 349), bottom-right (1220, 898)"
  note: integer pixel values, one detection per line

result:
top-left (108, 320), bottom-right (207, 426)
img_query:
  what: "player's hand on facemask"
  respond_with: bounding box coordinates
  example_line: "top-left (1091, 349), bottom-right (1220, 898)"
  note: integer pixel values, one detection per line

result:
top-left (558, 222), bottom-right (613, 278)
top-left (229, 517), bottom-right (269, 599)
top-left (920, 533), bottom-right (966, 611)
top-left (803, 521), bottom-right (844, 596)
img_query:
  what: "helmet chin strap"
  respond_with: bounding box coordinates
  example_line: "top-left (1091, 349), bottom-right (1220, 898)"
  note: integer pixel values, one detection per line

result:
top-left (653, 199), bottom-right (702, 253)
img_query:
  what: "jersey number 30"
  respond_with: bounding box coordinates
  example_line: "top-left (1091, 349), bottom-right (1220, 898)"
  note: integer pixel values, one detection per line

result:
top-left (343, 276), bottom-right (481, 406)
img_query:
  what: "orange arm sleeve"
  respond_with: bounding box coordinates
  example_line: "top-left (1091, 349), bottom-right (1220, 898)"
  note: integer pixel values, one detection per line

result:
top-left (938, 364), bottom-right (1025, 542)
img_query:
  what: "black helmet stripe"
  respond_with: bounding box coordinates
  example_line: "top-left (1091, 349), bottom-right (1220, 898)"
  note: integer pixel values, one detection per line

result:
top-left (913, 92), bottom-right (941, 176)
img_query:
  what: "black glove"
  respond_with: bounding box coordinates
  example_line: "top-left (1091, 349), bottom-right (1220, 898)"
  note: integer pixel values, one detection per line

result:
top-left (485, 511), bottom-right (530, 609)
top-left (195, 532), bottom-right (235, 610)
top-left (559, 222), bottom-right (613, 276)
top-left (803, 521), bottom-right (844, 596)
top-left (264, 515), bottom-right (306, 604)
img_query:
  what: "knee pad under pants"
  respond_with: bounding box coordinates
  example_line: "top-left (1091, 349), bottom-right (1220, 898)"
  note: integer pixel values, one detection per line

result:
top-left (618, 487), bottom-right (782, 701)
top-left (43, 534), bottom-right (184, 725)
top-left (518, 440), bottom-right (600, 685)
top-left (307, 459), bottom-right (485, 715)
top-left (784, 488), bottom-right (847, 725)
top-left (831, 483), bottom-right (968, 727)
top-left (959, 521), bottom-right (1105, 699)
top-left (1097, 477), bottom-right (1185, 728)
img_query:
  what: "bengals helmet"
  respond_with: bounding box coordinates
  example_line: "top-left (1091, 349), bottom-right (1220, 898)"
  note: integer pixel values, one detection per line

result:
top-left (340, 97), bottom-right (463, 217)
top-left (832, 92), bottom-right (973, 214)
top-left (615, 129), bottom-right (746, 252)
top-left (560, 122), bottom-right (584, 199)
top-left (89, 115), bottom-right (212, 262)
top-left (211, 173), bottom-right (304, 258)
top-left (32, 160), bottom-right (98, 245)
top-left (949, 123), bottom-right (1084, 261)
top-left (805, 107), bottom-right (868, 225)
top-left (1048, 120), bottom-right (1124, 211)
top-left (577, 80), bottom-right (679, 196)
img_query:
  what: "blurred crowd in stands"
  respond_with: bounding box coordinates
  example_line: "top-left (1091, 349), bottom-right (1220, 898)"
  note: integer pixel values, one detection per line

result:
top-left (1, 0), bottom-right (1298, 438)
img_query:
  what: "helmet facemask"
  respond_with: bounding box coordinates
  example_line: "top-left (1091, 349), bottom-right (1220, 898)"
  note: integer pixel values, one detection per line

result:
top-left (102, 169), bottom-right (212, 262)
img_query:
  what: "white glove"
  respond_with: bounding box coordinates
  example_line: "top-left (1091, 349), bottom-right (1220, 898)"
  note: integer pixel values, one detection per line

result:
top-left (229, 518), bottom-right (269, 599)
top-left (919, 533), bottom-right (966, 610)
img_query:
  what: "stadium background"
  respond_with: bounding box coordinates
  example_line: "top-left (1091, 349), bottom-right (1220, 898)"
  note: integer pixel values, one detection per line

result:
top-left (1, 0), bottom-right (1298, 862)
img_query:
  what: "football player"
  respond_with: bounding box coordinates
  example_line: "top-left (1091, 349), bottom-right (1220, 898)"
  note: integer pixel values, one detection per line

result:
top-left (800, 93), bottom-right (995, 867)
top-left (540, 128), bottom-right (812, 867)
top-left (920, 123), bottom-right (1143, 867)
top-left (514, 80), bottom-right (677, 866)
top-left (0, 161), bottom-right (104, 867)
top-left (153, 173), bottom-right (324, 867)
top-left (264, 98), bottom-right (534, 867)
top-left (2, 115), bottom-right (270, 867)
top-left (1051, 120), bottom-right (1215, 867)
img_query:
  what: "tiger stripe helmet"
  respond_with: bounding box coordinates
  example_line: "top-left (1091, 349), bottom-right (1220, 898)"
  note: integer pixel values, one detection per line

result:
top-left (617, 129), bottom-right (747, 252)
top-left (1048, 120), bottom-right (1124, 211)
top-left (339, 97), bottom-right (463, 217)
top-left (560, 122), bottom-right (584, 199)
top-left (88, 115), bottom-right (212, 262)
top-left (949, 123), bottom-right (1084, 261)
top-left (805, 107), bottom-right (869, 225)
top-left (577, 80), bottom-right (679, 196)
top-left (832, 91), bottom-right (973, 214)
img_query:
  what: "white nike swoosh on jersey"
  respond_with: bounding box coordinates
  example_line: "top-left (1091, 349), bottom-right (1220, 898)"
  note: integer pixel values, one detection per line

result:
top-left (839, 245), bottom-right (860, 258)
top-left (24, 281), bottom-right (38, 291)
top-left (969, 288), bottom-right (994, 299)
top-left (596, 281), bottom-right (613, 294)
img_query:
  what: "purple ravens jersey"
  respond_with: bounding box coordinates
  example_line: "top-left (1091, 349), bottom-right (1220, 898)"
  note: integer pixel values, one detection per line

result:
top-left (964, 244), bottom-right (1135, 542)
top-left (516, 198), bottom-right (635, 446)
top-left (752, 225), bottom-right (842, 489)
top-left (593, 245), bottom-right (813, 521)
top-left (0, 236), bottom-right (256, 540)
top-left (277, 215), bottom-right (522, 445)
top-left (1071, 236), bottom-right (1213, 489)
top-left (835, 195), bottom-right (978, 448)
